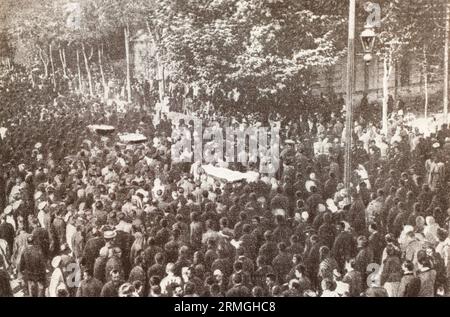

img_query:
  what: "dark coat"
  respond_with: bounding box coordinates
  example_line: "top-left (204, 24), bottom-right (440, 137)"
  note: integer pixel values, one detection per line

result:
top-left (258, 241), bottom-right (278, 264)
top-left (417, 269), bottom-right (437, 297)
top-left (31, 227), bottom-right (50, 259)
top-left (332, 231), bottom-right (356, 270)
top-left (365, 286), bottom-right (388, 297)
top-left (239, 233), bottom-right (258, 260)
top-left (82, 237), bottom-right (105, 271)
top-left (225, 284), bottom-right (251, 297)
top-left (272, 252), bottom-right (291, 283)
top-left (76, 277), bottom-right (103, 297)
top-left (100, 280), bottom-right (124, 297)
top-left (19, 245), bottom-right (46, 283)
top-left (52, 217), bottom-right (66, 248)
top-left (0, 222), bottom-right (15, 253)
top-left (380, 256), bottom-right (402, 285)
top-left (343, 270), bottom-right (363, 297)
top-left (318, 222), bottom-right (336, 249)
top-left (211, 258), bottom-right (233, 279)
top-left (368, 231), bottom-right (385, 264)
top-left (93, 256), bottom-right (108, 284)
top-left (0, 269), bottom-right (13, 297)
top-left (128, 265), bottom-right (146, 284)
top-left (147, 263), bottom-right (165, 280)
top-left (398, 273), bottom-right (421, 297)
top-left (253, 265), bottom-right (275, 289)
top-left (355, 247), bottom-right (374, 280)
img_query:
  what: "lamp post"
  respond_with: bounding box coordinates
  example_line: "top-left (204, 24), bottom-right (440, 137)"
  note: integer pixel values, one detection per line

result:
top-left (444, 2), bottom-right (449, 124)
top-left (344, 0), bottom-right (356, 194)
top-left (344, 3), bottom-right (377, 194)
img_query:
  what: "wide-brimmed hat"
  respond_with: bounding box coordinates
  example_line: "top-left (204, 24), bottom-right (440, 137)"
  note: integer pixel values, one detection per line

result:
top-left (104, 230), bottom-right (117, 239)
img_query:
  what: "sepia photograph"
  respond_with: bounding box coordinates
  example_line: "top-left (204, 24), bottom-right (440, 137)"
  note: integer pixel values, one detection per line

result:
top-left (0, 0), bottom-right (449, 302)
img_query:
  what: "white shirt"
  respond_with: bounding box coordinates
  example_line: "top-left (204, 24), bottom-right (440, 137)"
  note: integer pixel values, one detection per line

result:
top-left (160, 275), bottom-right (182, 295)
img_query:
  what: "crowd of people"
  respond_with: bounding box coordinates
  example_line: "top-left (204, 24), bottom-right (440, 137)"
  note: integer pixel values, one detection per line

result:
top-left (1, 62), bottom-right (450, 298)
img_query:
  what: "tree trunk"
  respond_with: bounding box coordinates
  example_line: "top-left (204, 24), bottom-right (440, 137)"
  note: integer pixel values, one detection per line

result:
top-left (423, 48), bottom-right (429, 119)
top-left (38, 46), bottom-right (48, 78)
top-left (49, 44), bottom-right (56, 90)
top-left (82, 43), bottom-right (94, 96)
top-left (382, 53), bottom-right (392, 136)
top-left (394, 60), bottom-right (398, 99)
top-left (124, 26), bottom-right (132, 103)
top-left (59, 48), bottom-right (67, 77)
top-left (98, 44), bottom-right (107, 100)
top-left (62, 48), bottom-right (67, 73)
top-left (76, 48), bottom-right (83, 93)
top-left (444, 3), bottom-right (449, 124)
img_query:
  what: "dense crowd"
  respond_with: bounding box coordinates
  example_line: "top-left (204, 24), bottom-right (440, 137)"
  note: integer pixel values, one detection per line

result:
top-left (1, 63), bottom-right (450, 298)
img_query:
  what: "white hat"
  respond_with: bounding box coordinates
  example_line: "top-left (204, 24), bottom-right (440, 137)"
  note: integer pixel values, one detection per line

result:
top-left (301, 211), bottom-right (309, 222)
top-left (403, 225), bottom-right (414, 234)
top-left (104, 231), bottom-right (117, 239)
top-left (35, 142), bottom-right (42, 149)
top-left (213, 269), bottom-right (223, 276)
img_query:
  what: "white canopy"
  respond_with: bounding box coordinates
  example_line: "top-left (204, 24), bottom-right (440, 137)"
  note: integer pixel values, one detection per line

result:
top-left (118, 133), bottom-right (148, 144)
top-left (201, 165), bottom-right (259, 183)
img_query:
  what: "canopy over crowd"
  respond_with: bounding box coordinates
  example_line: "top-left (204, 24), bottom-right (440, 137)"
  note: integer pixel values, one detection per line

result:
top-left (1, 63), bottom-right (450, 298)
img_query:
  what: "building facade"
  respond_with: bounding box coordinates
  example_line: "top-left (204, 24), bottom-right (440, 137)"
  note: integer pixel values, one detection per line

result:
top-left (314, 54), bottom-right (445, 112)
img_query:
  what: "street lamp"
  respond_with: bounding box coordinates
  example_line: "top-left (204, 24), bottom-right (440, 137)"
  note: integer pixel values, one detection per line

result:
top-left (360, 26), bottom-right (376, 60)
